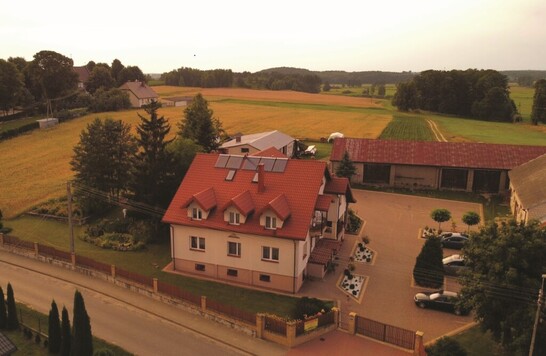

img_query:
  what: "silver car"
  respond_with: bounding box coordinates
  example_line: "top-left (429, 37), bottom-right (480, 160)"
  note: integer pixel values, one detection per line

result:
top-left (442, 254), bottom-right (468, 276)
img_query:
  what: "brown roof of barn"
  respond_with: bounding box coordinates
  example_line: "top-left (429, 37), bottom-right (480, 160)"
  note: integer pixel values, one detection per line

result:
top-left (508, 153), bottom-right (546, 208)
top-left (331, 138), bottom-right (546, 170)
top-left (119, 81), bottom-right (158, 99)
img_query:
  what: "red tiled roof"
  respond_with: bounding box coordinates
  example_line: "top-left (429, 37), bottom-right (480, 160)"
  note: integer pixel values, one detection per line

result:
top-left (73, 66), bottom-right (90, 82)
top-left (251, 147), bottom-right (287, 158)
top-left (309, 239), bottom-right (342, 265)
top-left (224, 190), bottom-right (255, 216)
top-left (331, 138), bottom-right (546, 170)
top-left (119, 81), bottom-right (158, 99)
top-left (184, 187), bottom-right (217, 211)
top-left (325, 177), bottom-right (356, 203)
top-left (163, 153), bottom-right (328, 240)
top-left (267, 194), bottom-right (291, 220)
top-left (315, 195), bottom-right (332, 212)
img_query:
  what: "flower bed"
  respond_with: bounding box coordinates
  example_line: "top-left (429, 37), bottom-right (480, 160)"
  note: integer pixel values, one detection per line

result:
top-left (354, 242), bottom-right (373, 263)
top-left (340, 273), bottom-right (365, 298)
top-left (422, 226), bottom-right (438, 238)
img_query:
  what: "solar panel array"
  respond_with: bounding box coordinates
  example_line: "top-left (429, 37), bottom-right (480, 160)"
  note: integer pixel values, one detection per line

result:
top-left (215, 154), bottom-right (288, 172)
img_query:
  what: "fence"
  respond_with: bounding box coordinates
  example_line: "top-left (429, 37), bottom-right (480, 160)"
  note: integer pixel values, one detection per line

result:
top-left (76, 254), bottom-right (111, 274)
top-left (115, 267), bottom-right (153, 288)
top-left (37, 244), bottom-right (72, 262)
top-left (295, 310), bottom-right (336, 336)
top-left (206, 298), bottom-right (257, 325)
top-left (264, 315), bottom-right (287, 335)
top-left (355, 316), bottom-right (415, 350)
top-left (156, 280), bottom-right (201, 306)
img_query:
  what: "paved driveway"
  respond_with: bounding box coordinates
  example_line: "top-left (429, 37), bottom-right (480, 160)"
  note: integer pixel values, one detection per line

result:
top-left (299, 190), bottom-right (482, 344)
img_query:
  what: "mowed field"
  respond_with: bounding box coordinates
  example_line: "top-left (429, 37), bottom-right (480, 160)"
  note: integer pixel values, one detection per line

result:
top-left (0, 87), bottom-right (390, 218)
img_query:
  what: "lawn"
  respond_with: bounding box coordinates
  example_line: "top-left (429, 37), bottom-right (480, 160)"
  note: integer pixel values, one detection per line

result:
top-left (0, 116), bottom-right (39, 134)
top-left (378, 114), bottom-right (436, 141)
top-left (4, 215), bottom-right (301, 317)
top-left (509, 85), bottom-right (534, 122)
top-left (452, 325), bottom-right (509, 356)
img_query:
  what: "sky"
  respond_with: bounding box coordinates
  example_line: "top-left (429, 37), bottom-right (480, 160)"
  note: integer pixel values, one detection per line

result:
top-left (1, 0), bottom-right (545, 74)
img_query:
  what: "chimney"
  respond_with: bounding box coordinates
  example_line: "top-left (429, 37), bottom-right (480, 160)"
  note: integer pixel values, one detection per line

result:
top-left (236, 135), bottom-right (242, 143)
top-left (258, 163), bottom-right (265, 193)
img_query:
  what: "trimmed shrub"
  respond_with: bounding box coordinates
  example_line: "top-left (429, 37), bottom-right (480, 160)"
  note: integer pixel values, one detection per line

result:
top-left (292, 297), bottom-right (331, 320)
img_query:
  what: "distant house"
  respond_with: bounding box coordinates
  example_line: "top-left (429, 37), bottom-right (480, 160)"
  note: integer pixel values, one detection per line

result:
top-left (220, 130), bottom-right (296, 158)
top-left (162, 96), bottom-right (193, 107)
top-left (162, 150), bottom-right (355, 293)
top-left (73, 66), bottom-right (90, 90)
top-left (119, 81), bottom-right (159, 107)
top-left (330, 138), bottom-right (546, 193)
top-left (36, 118), bottom-right (59, 129)
top-left (509, 153), bottom-right (546, 225)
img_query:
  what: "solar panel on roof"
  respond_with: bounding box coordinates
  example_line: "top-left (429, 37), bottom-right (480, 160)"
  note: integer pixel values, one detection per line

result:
top-left (260, 158), bottom-right (275, 171)
top-left (215, 154), bottom-right (229, 168)
top-left (226, 155), bottom-right (244, 169)
top-left (242, 157), bottom-right (260, 170)
top-left (272, 158), bottom-right (288, 172)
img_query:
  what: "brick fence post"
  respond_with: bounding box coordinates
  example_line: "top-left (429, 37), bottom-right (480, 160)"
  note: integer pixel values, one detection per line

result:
top-left (111, 265), bottom-right (116, 279)
top-left (71, 252), bottom-right (76, 267)
top-left (331, 307), bottom-right (340, 327)
top-left (348, 312), bottom-right (357, 335)
top-left (34, 242), bottom-right (39, 257)
top-left (201, 295), bottom-right (207, 312)
top-left (286, 320), bottom-right (297, 347)
top-left (153, 278), bottom-right (158, 293)
top-left (414, 331), bottom-right (425, 356)
top-left (256, 313), bottom-right (265, 339)
top-left (0, 232), bottom-right (4, 246)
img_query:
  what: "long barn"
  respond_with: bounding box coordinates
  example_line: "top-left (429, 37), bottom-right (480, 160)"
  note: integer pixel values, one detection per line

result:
top-left (330, 138), bottom-right (546, 194)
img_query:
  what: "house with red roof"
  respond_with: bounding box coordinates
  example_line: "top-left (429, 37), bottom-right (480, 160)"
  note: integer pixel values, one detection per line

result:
top-left (330, 138), bottom-right (546, 193)
top-left (73, 66), bottom-right (90, 90)
top-left (119, 80), bottom-right (159, 107)
top-left (508, 153), bottom-right (546, 225)
top-left (162, 150), bottom-right (355, 293)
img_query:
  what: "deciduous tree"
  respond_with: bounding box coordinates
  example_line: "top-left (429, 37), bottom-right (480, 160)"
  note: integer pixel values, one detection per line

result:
top-left (0, 59), bottom-right (24, 115)
top-left (85, 66), bottom-right (115, 94)
top-left (48, 300), bottom-right (62, 353)
top-left (425, 337), bottom-right (467, 356)
top-left (462, 211), bottom-right (480, 233)
top-left (392, 81), bottom-right (418, 111)
top-left (430, 209), bottom-right (451, 231)
top-left (531, 79), bottom-right (546, 124)
top-left (460, 220), bottom-right (546, 355)
top-left (71, 290), bottom-right (92, 356)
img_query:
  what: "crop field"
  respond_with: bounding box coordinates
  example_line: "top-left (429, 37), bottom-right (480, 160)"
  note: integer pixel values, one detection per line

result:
top-left (378, 114), bottom-right (436, 141)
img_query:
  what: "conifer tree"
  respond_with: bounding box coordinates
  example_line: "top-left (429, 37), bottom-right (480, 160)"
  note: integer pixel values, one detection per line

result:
top-left (413, 237), bottom-right (444, 288)
top-left (335, 151), bottom-right (357, 179)
top-left (48, 300), bottom-right (62, 353)
top-left (0, 287), bottom-right (6, 329)
top-left (60, 306), bottom-right (71, 356)
top-left (6, 283), bottom-right (18, 330)
top-left (70, 290), bottom-right (92, 356)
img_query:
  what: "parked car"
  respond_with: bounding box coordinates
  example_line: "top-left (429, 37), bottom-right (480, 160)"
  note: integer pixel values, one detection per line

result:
top-left (414, 290), bottom-right (469, 315)
top-left (442, 254), bottom-right (468, 276)
top-left (440, 232), bottom-right (469, 249)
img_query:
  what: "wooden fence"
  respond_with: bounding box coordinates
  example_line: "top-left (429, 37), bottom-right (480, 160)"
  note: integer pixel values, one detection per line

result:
top-left (355, 316), bottom-right (415, 350)
top-left (206, 298), bottom-right (257, 325)
top-left (76, 254), bottom-right (111, 274)
top-left (264, 315), bottom-right (288, 335)
top-left (115, 267), bottom-right (153, 288)
top-left (156, 280), bottom-right (201, 306)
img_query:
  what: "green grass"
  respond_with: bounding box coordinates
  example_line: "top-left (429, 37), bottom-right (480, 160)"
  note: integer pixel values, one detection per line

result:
top-left (217, 98), bottom-right (388, 114)
top-left (4, 215), bottom-right (301, 318)
top-left (378, 114), bottom-right (436, 141)
top-left (452, 325), bottom-right (509, 356)
top-left (0, 116), bottom-right (39, 133)
top-left (510, 85), bottom-right (534, 122)
top-left (302, 140), bottom-right (333, 161)
top-left (8, 303), bottom-right (132, 355)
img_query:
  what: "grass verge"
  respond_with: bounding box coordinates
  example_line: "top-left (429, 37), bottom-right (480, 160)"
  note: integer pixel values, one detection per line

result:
top-left (451, 325), bottom-right (509, 356)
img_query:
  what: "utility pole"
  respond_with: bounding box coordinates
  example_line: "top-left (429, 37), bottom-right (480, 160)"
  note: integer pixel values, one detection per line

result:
top-left (529, 274), bottom-right (546, 356)
top-left (67, 181), bottom-right (75, 254)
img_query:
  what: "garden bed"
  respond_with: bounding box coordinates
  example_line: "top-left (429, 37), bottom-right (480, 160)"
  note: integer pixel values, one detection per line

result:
top-left (353, 242), bottom-right (374, 263)
top-left (340, 274), bottom-right (366, 300)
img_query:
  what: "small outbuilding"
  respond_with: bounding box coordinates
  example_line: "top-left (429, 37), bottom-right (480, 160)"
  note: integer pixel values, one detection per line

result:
top-left (162, 96), bottom-right (194, 107)
top-left (36, 118), bottom-right (59, 129)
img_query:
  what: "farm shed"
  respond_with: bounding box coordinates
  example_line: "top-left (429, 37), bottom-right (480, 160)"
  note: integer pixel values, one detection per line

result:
top-left (330, 138), bottom-right (546, 194)
top-left (220, 130), bottom-right (296, 158)
top-left (509, 153), bottom-right (546, 225)
top-left (36, 118), bottom-right (59, 129)
top-left (119, 81), bottom-right (158, 107)
top-left (162, 96), bottom-right (193, 107)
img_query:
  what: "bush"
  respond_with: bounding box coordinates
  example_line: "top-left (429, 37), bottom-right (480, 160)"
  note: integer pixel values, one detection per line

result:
top-left (425, 337), bottom-right (467, 356)
top-left (292, 297), bottom-right (331, 320)
top-left (89, 88), bottom-right (131, 112)
top-left (346, 209), bottom-right (362, 233)
top-left (413, 236), bottom-right (444, 288)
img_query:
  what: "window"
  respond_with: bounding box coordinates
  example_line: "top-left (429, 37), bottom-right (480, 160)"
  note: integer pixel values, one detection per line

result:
top-left (190, 236), bottom-right (205, 251)
top-left (195, 264), bottom-right (205, 271)
top-left (228, 241), bottom-right (241, 257)
top-left (265, 216), bottom-right (277, 230)
top-left (241, 147), bottom-right (250, 153)
top-left (262, 246), bottom-right (279, 262)
top-left (192, 207), bottom-right (202, 220)
top-left (229, 211), bottom-right (240, 225)
top-left (227, 269), bottom-right (238, 277)
top-left (259, 274), bottom-right (271, 282)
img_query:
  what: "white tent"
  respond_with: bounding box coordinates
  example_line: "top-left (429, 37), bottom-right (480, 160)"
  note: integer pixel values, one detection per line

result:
top-left (328, 132), bottom-right (344, 142)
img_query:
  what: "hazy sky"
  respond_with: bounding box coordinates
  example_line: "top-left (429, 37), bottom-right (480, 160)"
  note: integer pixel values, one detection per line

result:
top-left (1, 0), bottom-right (544, 74)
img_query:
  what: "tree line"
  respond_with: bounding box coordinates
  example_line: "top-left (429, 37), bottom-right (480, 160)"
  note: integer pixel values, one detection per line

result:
top-left (161, 67), bottom-right (233, 87)
top-left (392, 69), bottom-right (518, 122)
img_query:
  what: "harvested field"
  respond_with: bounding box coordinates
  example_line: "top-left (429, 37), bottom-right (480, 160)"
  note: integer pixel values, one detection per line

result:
top-left (154, 86), bottom-right (382, 108)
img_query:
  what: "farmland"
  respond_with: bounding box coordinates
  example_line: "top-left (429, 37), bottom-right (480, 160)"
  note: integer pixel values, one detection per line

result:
top-left (378, 114), bottom-right (436, 141)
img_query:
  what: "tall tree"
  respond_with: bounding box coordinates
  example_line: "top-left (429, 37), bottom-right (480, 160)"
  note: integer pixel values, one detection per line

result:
top-left (0, 287), bottom-right (6, 329)
top-left (71, 290), bottom-right (92, 356)
top-left (131, 100), bottom-right (175, 209)
top-left (335, 151), bottom-right (357, 179)
top-left (60, 306), bottom-right (71, 356)
top-left (25, 50), bottom-right (78, 114)
top-left (461, 211), bottom-right (480, 233)
top-left (392, 81), bottom-right (418, 111)
top-left (430, 208), bottom-right (451, 231)
top-left (167, 138), bottom-right (202, 191)
top-left (6, 283), bottom-right (18, 330)
top-left (48, 300), bottom-right (62, 353)
top-left (110, 59), bottom-right (124, 84)
top-left (531, 79), bottom-right (546, 124)
top-left (116, 65), bottom-right (145, 87)
top-left (7, 56), bottom-right (27, 73)
top-left (0, 59), bottom-right (24, 115)
top-left (460, 220), bottom-right (546, 355)
top-left (413, 236), bottom-right (444, 288)
top-left (71, 118), bottom-right (136, 214)
top-left (178, 93), bottom-right (224, 152)
top-left (85, 66), bottom-right (115, 94)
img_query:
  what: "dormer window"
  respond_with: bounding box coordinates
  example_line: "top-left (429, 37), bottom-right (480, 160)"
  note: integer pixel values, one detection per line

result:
top-left (192, 207), bottom-right (202, 220)
top-left (265, 216), bottom-right (277, 230)
top-left (229, 211), bottom-right (240, 225)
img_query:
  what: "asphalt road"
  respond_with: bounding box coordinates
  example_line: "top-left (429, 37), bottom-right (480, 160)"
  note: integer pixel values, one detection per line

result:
top-left (0, 259), bottom-right (246, 356)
